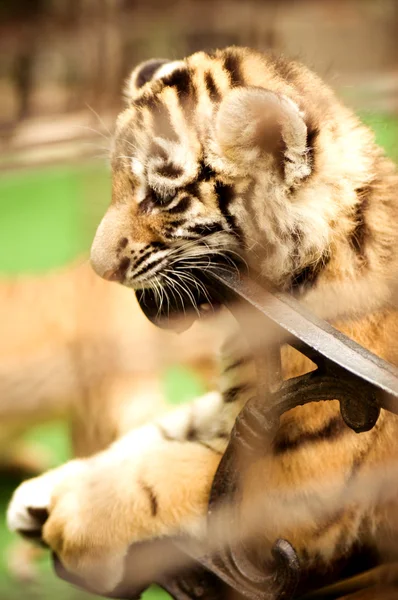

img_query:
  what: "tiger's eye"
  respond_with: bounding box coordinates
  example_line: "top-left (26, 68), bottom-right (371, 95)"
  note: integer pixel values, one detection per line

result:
top-left (146, 188), bottom-right (177, 206)
top-left (160, 192), bottom-right (176, 205)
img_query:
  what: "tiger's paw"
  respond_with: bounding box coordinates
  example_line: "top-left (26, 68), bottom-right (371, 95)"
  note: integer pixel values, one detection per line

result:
top-left (7, 429), bottom-right (213, 594)
top-left (7, 469), bottom-right (60, 545)
top-left (6, 457), bottom-right (144, 594)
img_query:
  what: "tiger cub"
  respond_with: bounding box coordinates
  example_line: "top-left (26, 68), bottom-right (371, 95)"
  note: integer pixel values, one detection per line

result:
top-left (7, 47), bottom-right (398, 594)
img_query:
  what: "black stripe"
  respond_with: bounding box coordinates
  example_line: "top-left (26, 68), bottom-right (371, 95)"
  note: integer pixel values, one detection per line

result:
top-left (214, 181), bottom-right (242, 239)
top-left (161, 67), bottom-right (198, 115)
top-left (141, 481), bottom-right (158, 516)
top-left (132, 252), bottom-right (152, 277)
top-left (273, 415), bottom-right (346, 455)
top-left (150, 241), bottom-right (166, 249)
top-left (184, 181), bottom-right (201, 200)
top-left (290, 248), bottom-right (331, 292)
top-left (214, 181), bottom-right (234, 212)
top-left (349, 187), bottom-right (370, 263)
top-left (197, 160), bottom-right (217, 182)
top-left (131, 248), bottom-right (155, 269)
top-left (205, 71), bottom-right (221, 102)
top-left (186, 222), bottom-right (223, 237)
top-left (133, 254), bottom-right (164, 279)
top-left (167, 195), bottom-right (191, 214)
top-left (162, 67), bottom-right (192, 98)
top-left (156, 163), bottom-right (183, 179)
top-left (167, 218), bottom-right (186, 228)
top-left (223, 51), bottom-right (244, 87)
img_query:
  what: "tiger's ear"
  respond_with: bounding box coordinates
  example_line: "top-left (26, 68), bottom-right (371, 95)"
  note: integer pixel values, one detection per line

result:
top-left (215, 87), bottom-right (311, 185)
top-left (124, 58), bottom-right (171, 102)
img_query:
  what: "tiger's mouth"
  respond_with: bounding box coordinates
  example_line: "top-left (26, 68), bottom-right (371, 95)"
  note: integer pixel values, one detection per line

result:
top-left (134, 261), bottom-right (235, 332)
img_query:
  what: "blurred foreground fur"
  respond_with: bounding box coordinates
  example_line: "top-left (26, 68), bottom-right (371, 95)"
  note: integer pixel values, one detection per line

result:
top-left (0, 259), bottom-right (221, 463)
top-left (6, 45), bottom-right (398, 598)
top-left (0, 259), bottom-right (223, 580)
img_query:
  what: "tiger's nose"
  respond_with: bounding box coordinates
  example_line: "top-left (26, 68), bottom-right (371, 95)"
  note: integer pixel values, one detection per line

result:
top-left (102, 258), bottom-right (131, 283)
top-left (90, 206), bottom-right (131, 283)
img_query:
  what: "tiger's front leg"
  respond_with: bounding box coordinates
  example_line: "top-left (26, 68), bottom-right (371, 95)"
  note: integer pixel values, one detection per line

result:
top-left (6, 388), bottom-right (248, 594)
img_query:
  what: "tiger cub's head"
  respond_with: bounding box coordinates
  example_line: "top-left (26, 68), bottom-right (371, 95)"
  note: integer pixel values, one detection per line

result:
top-left (90, 48), bottom-right (317, 328)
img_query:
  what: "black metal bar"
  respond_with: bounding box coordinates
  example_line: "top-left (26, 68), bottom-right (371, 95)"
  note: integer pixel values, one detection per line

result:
top-left (211, 271), bottom-right (398, 404)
